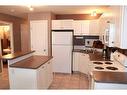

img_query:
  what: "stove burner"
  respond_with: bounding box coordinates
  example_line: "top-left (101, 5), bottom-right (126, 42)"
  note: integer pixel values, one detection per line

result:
top-left (106, 66), bottom-right (118, 70)
top-left (95, 66), bottom-right (104, 70)
top-left (93, 62), bottom-right (103, 65)
top-left (105, 62), bottom-right (113, 65)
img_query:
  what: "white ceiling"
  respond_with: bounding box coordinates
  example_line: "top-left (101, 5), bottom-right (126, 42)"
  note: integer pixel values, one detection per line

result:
top-left (0, 5), bottom-right (109, 18)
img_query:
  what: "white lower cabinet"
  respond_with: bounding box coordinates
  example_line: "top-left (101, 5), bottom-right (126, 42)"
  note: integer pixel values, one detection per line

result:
top-left (73, 52), bottom-right (80, 71)
top-left (9, 60), bottom-right (53, 89)
top-left (73, 52), bottom-right (90, 75)
top-left (46, 61), bottom-right (53, 88)
top-left (79, 53), bottom-right (90, 75)
top-left (37, 64), bottom-right (47, 89)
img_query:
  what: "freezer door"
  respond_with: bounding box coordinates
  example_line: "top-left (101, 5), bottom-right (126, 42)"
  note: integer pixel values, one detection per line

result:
top-left (52, 45), bottom-right (72, 73)
top-left (52, 32), bottom-right (72, 45)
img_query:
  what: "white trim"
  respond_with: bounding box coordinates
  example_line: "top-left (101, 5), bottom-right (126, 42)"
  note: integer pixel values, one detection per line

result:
top-left (9, 23), bottom-right (14, 53)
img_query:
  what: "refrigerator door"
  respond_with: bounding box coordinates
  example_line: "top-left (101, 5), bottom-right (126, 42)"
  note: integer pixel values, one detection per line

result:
top-left (52, 45), bottom-right (72, 73)
top-left (52, 32), bottom-right (72, 45)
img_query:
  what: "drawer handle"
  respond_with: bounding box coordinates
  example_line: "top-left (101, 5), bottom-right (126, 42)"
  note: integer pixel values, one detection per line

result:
top-left (42, 66), bottom-right (44, 69)
top-left (48, 62), bottom-right (50, 64)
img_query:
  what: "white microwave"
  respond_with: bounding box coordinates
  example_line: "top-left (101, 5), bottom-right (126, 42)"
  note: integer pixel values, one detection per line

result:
top-left (103, 23), bottom-right (115, 47)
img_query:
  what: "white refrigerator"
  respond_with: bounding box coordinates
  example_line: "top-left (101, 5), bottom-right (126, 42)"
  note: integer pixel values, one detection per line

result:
top-left (52, 31), bottom-right (73, 73)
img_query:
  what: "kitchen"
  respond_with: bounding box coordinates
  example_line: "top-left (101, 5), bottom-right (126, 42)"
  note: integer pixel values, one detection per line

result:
top-left (0, 5), bottom-right (127, 90)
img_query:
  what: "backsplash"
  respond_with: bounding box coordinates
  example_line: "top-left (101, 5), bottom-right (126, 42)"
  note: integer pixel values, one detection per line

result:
top-left (73, 35), bottom-right (99, 46)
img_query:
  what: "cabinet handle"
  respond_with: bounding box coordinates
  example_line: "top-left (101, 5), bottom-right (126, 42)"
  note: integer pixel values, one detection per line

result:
top-left (48, 62), bottom-right (50, 64)
top-left (44, 49), bottom-right (46, 52)
top-left (42, 66), bottom-right (44, 69)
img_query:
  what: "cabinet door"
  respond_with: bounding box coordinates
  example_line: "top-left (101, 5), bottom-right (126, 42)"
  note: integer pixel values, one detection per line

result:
top-left (89, 20), bottom-right (99, 35)
top-left (81, 20), bottom-right (90, 35)
top-left (9, 68), bottom-right (37, 89)
top-left (61, 20), bottom-right (73, 29)
top-left (79, 53), bottom-right (90, 75)
top-left (52, 20), bottom-right (73, 30)
top-left (73, 52), bottom-right (80, 71)
top-left (52, 20), bottom-right (61, 30)
top-left (73, 21), bottom-right (82, 35)
top-left (46, 60), bottom-right (53, 88)
top-left (37, 64), bottom-right (47, 89)
top-left (30, 20), bottom-right (48, 55)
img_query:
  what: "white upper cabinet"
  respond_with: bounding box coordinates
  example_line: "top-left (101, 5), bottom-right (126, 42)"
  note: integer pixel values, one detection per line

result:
top-left (52, 20), bottom-right (73, 30)
top-left (99, 6), bottom-right (127, 49)
top-left (110, 6), bottom-right (127, 49)
top-left (73, 21), bottom-right (82, 35)
top-left (89, 20), bottom-right (100, 35)
top-left (52, 19), bottom-right (100, 35)
top-left (82, 20), bottom-right (90, 35)
top-left (73, 20), bottom-right (90, 35)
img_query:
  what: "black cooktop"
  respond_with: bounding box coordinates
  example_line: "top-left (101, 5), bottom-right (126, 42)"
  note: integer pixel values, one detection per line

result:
top-left (106, 66), bottom-right (118, 70)
top-left (105, 62), bottom-right (113, 65)
top-left (93, 62), bottom-right (103, 65)
top-left (95, 66), bottom-right (104, 70)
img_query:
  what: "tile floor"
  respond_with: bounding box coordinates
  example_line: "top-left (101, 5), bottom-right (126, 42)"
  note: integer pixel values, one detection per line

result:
top-left (49, 72), bottom-right (89, 89)
top-left (0, 63), bottom-right (9, 89)
top-left (0, 64), bottom-right (89, 89)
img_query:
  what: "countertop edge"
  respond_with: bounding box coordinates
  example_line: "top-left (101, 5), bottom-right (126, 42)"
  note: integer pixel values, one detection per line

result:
top-left (9, 56), bottom-right (53, 69)
top-left (2, 51), bottom-right (35, 60)
top-left (94, 80), bottom-right (127, 84)
top-left (92, 71), bottom-right (127, 84)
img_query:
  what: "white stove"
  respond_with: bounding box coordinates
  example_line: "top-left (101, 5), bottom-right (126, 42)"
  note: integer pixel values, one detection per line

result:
top-left (91, 61), bottom-right (126, 72)
top-left (90, 51), bottom-right (127, 72)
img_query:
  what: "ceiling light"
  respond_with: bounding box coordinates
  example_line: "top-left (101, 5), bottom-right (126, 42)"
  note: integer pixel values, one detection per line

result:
top-left (27, 5), bottom-right (34, 11)
top-left (29, 7), bottom-right (34, 11)
top-left (91, 11), bottom-right (97, 16)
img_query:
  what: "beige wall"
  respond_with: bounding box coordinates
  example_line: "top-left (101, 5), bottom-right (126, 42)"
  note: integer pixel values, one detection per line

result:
top-left (21, 19), bottom-right (31, 52)
top-left (0, 13), bottom-right (25, 52)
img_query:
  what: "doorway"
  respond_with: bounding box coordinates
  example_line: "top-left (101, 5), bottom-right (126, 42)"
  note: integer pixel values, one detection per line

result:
top-left (0, 21), bottom-right (14, 73)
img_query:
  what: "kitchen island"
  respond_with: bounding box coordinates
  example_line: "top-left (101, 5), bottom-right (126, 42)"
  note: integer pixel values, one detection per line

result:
top-left (2, 51), bottom-right (53, 89)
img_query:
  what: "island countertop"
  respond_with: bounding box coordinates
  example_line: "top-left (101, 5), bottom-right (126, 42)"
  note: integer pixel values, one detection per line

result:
top-left (2, 51), bottom-right (35, 60)
top-left (9, 56), bottom-right (53, 69)
top-left (92, 71), bottom-right (127, 84)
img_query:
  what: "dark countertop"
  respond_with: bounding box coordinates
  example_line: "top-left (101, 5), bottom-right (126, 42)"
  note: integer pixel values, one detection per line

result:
top-left (89, 52), bottom-right (110, 61)
top-left (9, 56), bottom-right (53, 69)
top-left (73, 49), bottom-right (110, 61)
top-left (92, 71), bottom-right (127, 84)
top-left (2, 51), bottom-right (35, 60)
